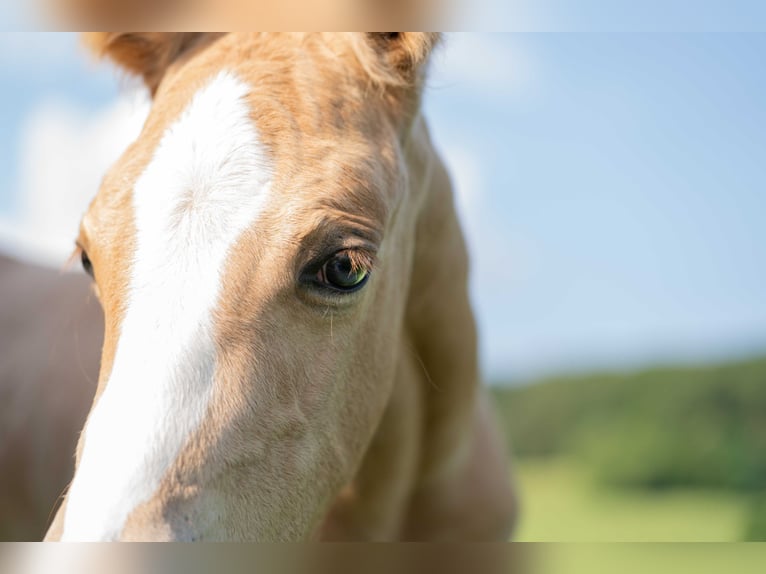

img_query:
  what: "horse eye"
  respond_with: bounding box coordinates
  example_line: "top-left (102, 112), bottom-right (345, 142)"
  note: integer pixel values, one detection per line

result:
top-left (316, 251), bottom-right (369, 292)
top-left (81, 249), bottom-right (94, 278)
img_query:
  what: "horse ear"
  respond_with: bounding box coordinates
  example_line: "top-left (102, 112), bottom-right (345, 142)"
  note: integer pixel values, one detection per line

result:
top-left (355, 32), bottom-right (441, 87)
top-left (83, 33), bottom-right (203, 96)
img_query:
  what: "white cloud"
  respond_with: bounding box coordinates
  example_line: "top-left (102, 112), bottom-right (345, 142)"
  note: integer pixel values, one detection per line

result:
top-left (424, 32), bottom-right (540, 289)
top-left (0, 92), bottom-right (149, 267)
top-left (426, 35), bottom-right (540, 291)
top-left (0, 33), bottom-right (79, 68)
top-left (437, 139), bottom-right (537, 294)
top-left (450, 0), bottom-right (555, 31)
top-left (437, 142), bottom-right (483, 231)
top-left (430, 33), bottom-right (537, 101)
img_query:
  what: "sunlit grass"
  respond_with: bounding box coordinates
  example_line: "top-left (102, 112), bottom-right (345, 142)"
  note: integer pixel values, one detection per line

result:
top-left (514, 457), bottom-right (748, 541)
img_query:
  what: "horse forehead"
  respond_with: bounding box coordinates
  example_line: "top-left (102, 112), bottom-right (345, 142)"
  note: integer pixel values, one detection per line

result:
top-left (94, 52), bottom-right (397, 248)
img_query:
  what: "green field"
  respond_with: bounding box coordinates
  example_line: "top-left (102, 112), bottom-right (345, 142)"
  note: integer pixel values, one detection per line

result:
top-left (514, 457), bottom-right (748, 541)
top-left (488, 356), bottom-right (766, 542)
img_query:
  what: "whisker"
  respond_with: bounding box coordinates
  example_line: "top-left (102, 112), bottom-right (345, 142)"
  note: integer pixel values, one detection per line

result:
top-left (406, 343), bottom-right (440, 392)
top-left (62, 245), bottom-right (82, 274)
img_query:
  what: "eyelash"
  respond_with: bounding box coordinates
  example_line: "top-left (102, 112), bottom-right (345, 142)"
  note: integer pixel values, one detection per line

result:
top-left (302, 248), bottom-right (375, 294)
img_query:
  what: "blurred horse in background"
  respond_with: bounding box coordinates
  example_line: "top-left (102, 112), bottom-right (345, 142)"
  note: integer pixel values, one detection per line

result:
top-left (0, 254), bottom-right (101, 540)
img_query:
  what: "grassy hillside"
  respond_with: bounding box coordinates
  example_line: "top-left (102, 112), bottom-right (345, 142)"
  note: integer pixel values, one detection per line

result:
top-left (515, 457), bottom-right (747, 541)
top-left (489, 356), bottom-right (766, 540)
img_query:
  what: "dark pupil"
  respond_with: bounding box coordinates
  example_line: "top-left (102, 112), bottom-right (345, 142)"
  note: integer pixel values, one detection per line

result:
top-left (81, 250), bottom-right (93, 277)
top-left (326, 254), bottom-right (358, 287)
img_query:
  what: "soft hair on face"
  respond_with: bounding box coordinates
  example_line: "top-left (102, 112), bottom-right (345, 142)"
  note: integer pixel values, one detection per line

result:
top-left (83, 32), bottom-right (441, 95)
top-left (346, 32), bottom-right (441, 88)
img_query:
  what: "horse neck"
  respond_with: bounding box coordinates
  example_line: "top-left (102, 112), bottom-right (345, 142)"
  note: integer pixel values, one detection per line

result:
top-left (400, 115), bottom-right (481, 481)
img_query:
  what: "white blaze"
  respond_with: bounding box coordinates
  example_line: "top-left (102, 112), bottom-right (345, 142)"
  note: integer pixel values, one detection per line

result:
top-left (62, 71), bottom-right (272, 541)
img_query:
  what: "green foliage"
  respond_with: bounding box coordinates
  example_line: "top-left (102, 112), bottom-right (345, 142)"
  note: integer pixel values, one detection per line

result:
top-left (490, 357), bottom-right (766, 492)
top-left (743, 493), bottom-right (766, 541)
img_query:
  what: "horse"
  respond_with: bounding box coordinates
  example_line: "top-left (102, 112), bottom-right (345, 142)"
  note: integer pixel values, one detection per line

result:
top-left (0, 254), bottom-right (101, 541)
top-left (42, 32), bottom-right (516, 541)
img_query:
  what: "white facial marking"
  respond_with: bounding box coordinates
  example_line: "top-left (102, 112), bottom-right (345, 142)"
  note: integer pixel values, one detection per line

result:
top-left (62, 71), bottom-right (272, 541)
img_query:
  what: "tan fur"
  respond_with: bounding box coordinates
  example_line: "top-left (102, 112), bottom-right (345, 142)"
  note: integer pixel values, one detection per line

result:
top-left (45, 32), bottom-right (516, 541)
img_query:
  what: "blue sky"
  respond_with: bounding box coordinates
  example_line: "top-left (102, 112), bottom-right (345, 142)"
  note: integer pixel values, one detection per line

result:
top-left (473, 1), bottom-right (766, 31)
top-left (426, 33), bottom-right (766, 379)
top-left (1, 33), bottom-right (765, 382)
top-left (0, 33), bottom-right (119, 213)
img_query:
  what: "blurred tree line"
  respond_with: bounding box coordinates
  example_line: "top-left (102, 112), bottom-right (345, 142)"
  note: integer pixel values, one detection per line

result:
top-left (490, 357), bottom-right (766, 540)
